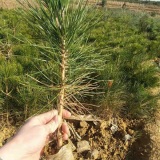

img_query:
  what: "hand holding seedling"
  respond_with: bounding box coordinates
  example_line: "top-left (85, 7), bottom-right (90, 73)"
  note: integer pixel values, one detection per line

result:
top-left (0, 110), bottom-right (71, 160)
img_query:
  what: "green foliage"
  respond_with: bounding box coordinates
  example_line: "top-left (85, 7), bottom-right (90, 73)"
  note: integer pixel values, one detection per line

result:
top-left (0, 8), bottom-right (160, 119)
top-left (0, 58), bottom-right (23, 113)
top-left (16, 0), bottom-right (105, 117)
top-left (17, 78), bottom-right (51, 117)
top-left (89, 10), bottom-right (160, 118)
top-left (0, 9), bottom-right (46, 116)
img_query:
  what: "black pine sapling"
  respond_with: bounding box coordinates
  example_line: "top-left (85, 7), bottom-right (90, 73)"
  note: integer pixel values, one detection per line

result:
top-left (18, 0), bottom-right (104, 148)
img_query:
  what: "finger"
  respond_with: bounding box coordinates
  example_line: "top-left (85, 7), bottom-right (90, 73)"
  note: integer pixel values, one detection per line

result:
top-left (36, 110), bottom-right (58, 124)
top-left (63, 133), bottom-right (69, 140)
top-left (45, 115), bottom-right (61, 134)
top-left (62, 122), bottom-right (69, 135)
top-left (62, 109), bottom-right (71, 119)
top-left (62, 122), bottom-right (70, 141)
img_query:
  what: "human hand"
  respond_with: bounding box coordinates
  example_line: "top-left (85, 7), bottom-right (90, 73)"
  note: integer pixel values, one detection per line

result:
top-left (0, 109), bottom-right (71, 160)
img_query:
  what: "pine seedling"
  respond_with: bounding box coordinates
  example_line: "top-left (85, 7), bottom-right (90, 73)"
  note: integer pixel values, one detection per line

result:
top-left (18, 0), bottom-right (104, 148)
top-left (0, 58), bottom-right (22, 124)
top-left (102, 0), bottom-right (107, 8)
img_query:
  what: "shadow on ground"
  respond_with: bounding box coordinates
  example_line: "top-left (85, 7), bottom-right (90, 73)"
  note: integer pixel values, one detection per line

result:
top-left (125, 129), bottom-right (152, 160)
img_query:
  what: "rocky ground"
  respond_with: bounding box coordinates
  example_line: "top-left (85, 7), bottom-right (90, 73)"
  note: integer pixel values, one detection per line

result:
top-left (45, 117), bottom-right (135, 160)
top-left (0, 112), bottom-right (151, 160)
top-left (0, 94), bottom-right (160, 160)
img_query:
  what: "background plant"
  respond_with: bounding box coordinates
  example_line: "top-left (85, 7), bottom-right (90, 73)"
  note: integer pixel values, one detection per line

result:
top-left (88, 9), bottom-right (160, 118)
top-left (102, 0), bottom-right (107, 7)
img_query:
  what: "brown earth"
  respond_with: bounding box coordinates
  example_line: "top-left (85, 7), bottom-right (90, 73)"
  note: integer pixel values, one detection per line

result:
top-left (0, 112), bottom-right (153, 160)
top-left (146, 110), bottom-right (160, 160)
top-left (0, 0), bottom-right (20, 9)
top-left (146, 87), bottom-right (160, 160)
top-left (45, 117), bottom-right (134, 160)
top-left (90, 0), bottom-right (160, 14)
top-left (1, 0), bottom-right (160, 15)
top-left (0, 0), bottom-right (35, 9)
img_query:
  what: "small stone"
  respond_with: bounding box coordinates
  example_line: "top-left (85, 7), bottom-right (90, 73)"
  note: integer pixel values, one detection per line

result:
top-left (80, 121), bottom-right (89, 128)
top-left (91, 149), bottom-right (99, 159)
top-left (156, 120), bottom-right (160, 127)
top-left (124, 134), bottom-right (132, 142)
top-left (78, 127), bottom-right (88, 136)
top-left (110, 124), bottom-right (118, 134)
top-left (128, 129), bottom-right (134, 135)
top-left (47, 143), bottom-right (74, 160)
top-left (77, 140), bottom-right (91, 153)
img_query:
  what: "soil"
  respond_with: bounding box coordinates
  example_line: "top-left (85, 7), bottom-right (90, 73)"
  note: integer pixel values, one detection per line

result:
top-left (146, 111), bottom-right (160, 160)
top-left (145, 87), bottom-right (160, 160)
top-left (0, 112), bottom-right (152, 160)
top-left (90, 0), bottom-right (160, 15)
top-left (0, 94), bottom-right (159, 160)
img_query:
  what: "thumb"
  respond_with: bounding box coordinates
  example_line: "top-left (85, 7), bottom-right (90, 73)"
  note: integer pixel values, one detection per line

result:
top-left (45, 115), bottom-right (61, 134)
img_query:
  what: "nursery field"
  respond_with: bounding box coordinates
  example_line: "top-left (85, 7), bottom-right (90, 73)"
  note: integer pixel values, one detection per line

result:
top-left (0, 1), bottom-right (160, 160)
top-left (90, 0), bottom-right (160, 14)
top-left (1, 0), bottom-right (160, 15)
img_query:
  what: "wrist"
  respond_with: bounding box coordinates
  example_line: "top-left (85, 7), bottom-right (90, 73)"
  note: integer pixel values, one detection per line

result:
top-left (0, 138), bottom-right (25, 160)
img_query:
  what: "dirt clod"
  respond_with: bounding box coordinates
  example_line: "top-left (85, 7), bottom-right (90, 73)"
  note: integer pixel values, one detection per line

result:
top-left (0, 114), bottom-right (154, 160)
top-left (47, 143), bottom-right (74, 160)
top-left (77, 140), bottom-right (91, 153)
top-left (90, 149), bottom-right (99, 159)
